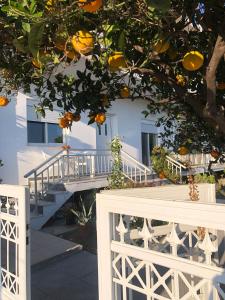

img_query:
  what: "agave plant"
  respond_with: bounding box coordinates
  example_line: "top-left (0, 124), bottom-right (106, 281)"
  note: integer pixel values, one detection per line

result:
top-left (71, 196), bottom-right (95, 226)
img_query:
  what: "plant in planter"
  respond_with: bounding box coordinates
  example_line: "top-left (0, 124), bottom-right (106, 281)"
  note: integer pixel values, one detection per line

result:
top-left (71, 196), bottom-right (95, 226)
top-left (151, 146), bottom-right (180, 183)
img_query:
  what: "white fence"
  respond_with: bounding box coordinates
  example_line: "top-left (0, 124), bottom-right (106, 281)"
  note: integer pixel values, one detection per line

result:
top-left (97, 185), bottom-right (225, 300)
top-left (0, 185), bottom-right (30, 300)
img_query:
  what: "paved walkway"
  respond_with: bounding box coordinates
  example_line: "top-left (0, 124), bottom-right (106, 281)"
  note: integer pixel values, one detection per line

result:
top-left (31, 230), bottom-right (82, 265)
top-left (32, 251), bottom-right (98, 300)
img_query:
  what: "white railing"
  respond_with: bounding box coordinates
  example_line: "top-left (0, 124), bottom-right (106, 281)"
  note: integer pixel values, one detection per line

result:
top-left (97, 186), bottom-right (225, 300)
top-left (173, 153), bottom-right (225, 170)
top-left (24, 148), bottom-right (112, 215)
top-left (0, 185), bottom-right (30, 300)
top-left (121, 150), bottom-right (153, 184)
top-left (166, 155), bottom-right (187, 183)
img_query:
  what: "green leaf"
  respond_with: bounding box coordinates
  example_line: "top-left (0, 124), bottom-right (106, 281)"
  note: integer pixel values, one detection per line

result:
top-left (146, 0), bottom-right (171, 13)
top-left (118, 31), bottom-right (125, 51)
top-left (13, 37), bottom-right (29, 53)
top-left (22, 22), bottom-right (31, 33)
top-left (28, 22), bottom-right (45, 57)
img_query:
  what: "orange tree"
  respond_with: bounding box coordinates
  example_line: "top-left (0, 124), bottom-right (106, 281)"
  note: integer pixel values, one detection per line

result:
top-left (1, 0), bottom-right (225, 153)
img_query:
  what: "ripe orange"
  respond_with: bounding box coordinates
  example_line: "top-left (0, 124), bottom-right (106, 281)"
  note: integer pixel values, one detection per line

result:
top-left (95, 112), bottom-right (106, 124)
top-left (120, 86), bottom-right (130, 98)
top-left (182, 51), bottom-right (204, 71)
top-left (159, 171), bottom-right (165, 179)
top-left (0, 96), bottom-right (9, 107)
top-left (64, 112), bottom-right (75, 121)
top-left (210, 149), bottom-right (220, 159)
top-left (153, 39), bottom-right (170, 54)
top-left (59, 117), bottom-right (69, 128)
top-left (71, 30), bottom-right (94, 55)
top-left (178, 146), bottom-right (189, 156)
top-left (176, 74), bottom-right (186, 86)
top-left (78, 0), bottom-right (102, 12)
top-left (108, 52), bottom-right (126, 72)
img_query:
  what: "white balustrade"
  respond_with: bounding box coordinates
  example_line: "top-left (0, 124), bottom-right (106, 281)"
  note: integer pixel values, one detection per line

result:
top-left (97, 188), bottom-right (225, 300)
top-left (121, 150), bottom-right (152, 184)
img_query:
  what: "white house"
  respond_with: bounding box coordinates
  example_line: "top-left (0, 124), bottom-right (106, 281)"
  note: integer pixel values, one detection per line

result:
top-left (0, 90), bottom-right (162, 185)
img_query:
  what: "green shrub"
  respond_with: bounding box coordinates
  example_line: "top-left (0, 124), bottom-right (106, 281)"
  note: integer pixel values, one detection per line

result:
top-left (151, 146), bottom-right (180, 183)
top-left (194, 173), bottom-right (215, 184)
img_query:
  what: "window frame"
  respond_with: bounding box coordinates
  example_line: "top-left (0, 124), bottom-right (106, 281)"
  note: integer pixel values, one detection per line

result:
top-left (27, 120), bottom-right (63, 146)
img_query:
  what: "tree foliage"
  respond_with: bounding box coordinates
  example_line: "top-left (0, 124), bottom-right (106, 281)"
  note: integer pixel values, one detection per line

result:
top-left (1, 0), bottom-right (225, 152)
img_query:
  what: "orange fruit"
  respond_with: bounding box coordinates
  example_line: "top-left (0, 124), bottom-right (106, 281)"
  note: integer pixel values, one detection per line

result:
top-left (210, 149), bottom-right (220, 159)
top-left (182, 51), bottom-right (204, 71)
top-left (153, 39), bottom-right (170, 54)
top-left (120, 86), bottom-right (130, 98)
top-left (73, 114), bottom-right (81, 122)
top-left (95, 112), bottom-right (106, 124)
top-left (64, 112), bottom-right (75, 121)
top-left (108, 52), bottom-right (126, 72)
top-left (217, 82), bottom-right (225, 90)
top-left (59, 117), bottom-right (69, 128)
top-left (178, 146), bottom-right (189, 155)
top-left (78, 0), bottom-right (102, 12)
top-left (176, 74), bottom-right (186, 86)
top-left (71, 30), bottom-right (94, 55)
top-left (159, 171), bottom-right (165, 179)
top-left (0, 96), bottom-right (9, 107)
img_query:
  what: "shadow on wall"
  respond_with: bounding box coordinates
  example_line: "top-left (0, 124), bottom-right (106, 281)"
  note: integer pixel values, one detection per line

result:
top-left (0, 101), bottom-right (20, 184)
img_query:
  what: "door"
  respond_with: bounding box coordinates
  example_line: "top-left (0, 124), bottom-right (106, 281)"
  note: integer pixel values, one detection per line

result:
top-left (96, 116), bottom-right (112, 150)
top-left (141, 132), bottom-right (157, 166)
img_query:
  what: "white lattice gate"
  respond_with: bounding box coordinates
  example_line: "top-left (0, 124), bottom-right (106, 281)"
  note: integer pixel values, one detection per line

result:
top-left (0, 185), bottom-right (30, 300)
top-left (97, 190), bottom-right (225, 300)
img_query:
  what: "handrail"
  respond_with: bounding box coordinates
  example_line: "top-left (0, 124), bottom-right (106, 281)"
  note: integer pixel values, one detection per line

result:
top-left (69, 148), bottom-right (111, 153)
top-left (166, 155), bottom-right (187, 169)
top-left (24, 149), bottom-right (64, 178)
top-left (121, 150), bottom-right (152, 173)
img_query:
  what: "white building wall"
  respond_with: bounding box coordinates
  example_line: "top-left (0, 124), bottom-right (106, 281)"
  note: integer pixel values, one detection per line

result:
top-left (0, 62), bottom-right (161, 184)
top-left (109, 98), bottom-right (161, 162)
top-left (0, 92), bottom-right (96, 185)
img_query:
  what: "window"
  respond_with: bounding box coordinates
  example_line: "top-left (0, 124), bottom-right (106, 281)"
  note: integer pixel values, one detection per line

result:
top-left (27, 121), bottom-right (63, 144)
top-left (27, 121), bottom-right (45, 143)
top-left (105, 124), bottom-right (108, 136)
top-left (47, 123), bottom-right (63, 143)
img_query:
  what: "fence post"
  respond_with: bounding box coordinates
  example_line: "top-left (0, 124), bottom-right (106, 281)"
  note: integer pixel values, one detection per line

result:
top-left (97, 196), bottom-right (114, 300)
top-left (90, 155), bottom-right (95, 178)
top-left (34, 171), bottom-right (38, 215)
top-left (66, 149), bottom-right (70, 182)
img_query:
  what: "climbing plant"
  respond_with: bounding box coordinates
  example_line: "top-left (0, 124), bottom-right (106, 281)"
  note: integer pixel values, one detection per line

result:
top-left (108, 137), bottom-right (125, 189)
top-left (151, 146), bottom-right (180, 183)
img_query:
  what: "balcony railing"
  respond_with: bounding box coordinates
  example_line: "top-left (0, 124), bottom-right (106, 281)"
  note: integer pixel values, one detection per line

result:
top-left (97, 184), bottom-right (225, 300)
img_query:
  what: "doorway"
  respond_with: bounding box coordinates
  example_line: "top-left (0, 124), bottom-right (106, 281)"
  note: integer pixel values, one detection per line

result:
top-left (141, 132), bottom-right (157, 166)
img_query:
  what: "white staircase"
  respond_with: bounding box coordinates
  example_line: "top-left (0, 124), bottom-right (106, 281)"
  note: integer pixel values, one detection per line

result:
top-left (25, 148), bottom-right (157, 229)
top-left (165, 152), bottom-right (225, 182)
top-left (25, 148), bottom-right (223, 229)
top-left (25, 149), bottom-right (113, 229)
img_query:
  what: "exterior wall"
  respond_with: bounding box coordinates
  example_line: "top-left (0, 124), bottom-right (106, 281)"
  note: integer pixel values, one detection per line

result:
top-left (0, 64), bottom-right (161, 184)
top-left (108, 98), bottom-right (162, 162)
top-left (0, 92), bottom-right (96, 185)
